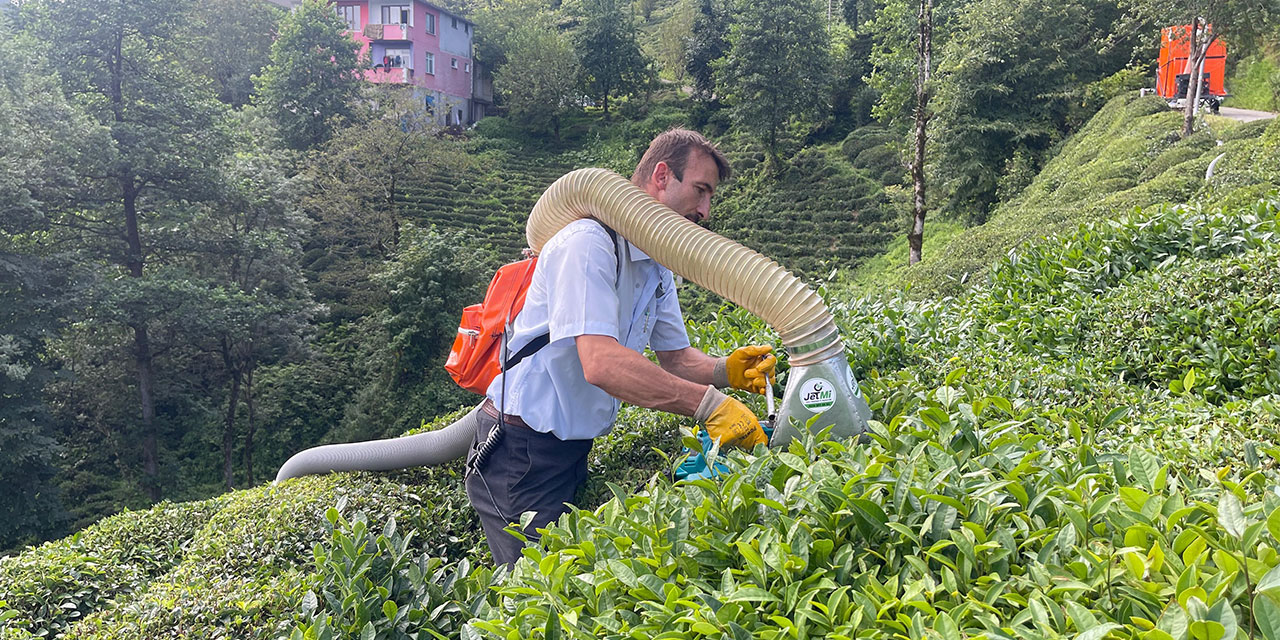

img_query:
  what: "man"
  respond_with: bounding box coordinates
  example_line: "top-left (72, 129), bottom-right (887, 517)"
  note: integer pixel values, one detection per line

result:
top-left (465, 128), bottom-right (776, 567)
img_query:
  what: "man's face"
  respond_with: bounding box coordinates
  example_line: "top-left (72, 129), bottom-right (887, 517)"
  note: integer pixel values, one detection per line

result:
top-left (654, 150), bottom-right (719, 225)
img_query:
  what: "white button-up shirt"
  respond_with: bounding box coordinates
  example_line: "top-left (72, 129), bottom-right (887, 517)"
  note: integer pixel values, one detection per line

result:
top-left (486, 219), bottom-right (690, 440)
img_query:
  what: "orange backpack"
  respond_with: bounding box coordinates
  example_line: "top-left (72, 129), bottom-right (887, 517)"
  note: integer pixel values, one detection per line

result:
top-left (445, 222), bottom-right (617, 395)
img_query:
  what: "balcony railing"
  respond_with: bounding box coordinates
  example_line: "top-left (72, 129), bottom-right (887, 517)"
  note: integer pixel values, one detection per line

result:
top-left (368, 66), bottom-right (413, 84)
top-left (363, 23), bottom-right (410, 41)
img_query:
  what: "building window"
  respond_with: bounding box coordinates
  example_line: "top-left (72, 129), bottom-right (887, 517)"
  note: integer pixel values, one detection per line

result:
top-left (381, 5), bottom-right (410, 25)
top-left (451, 17), bottom-right (458, 29)
top-left (336, 5), bottom-right (360, 30)
top-left (424, 13), bottom-right (435, 34)
top-left (423, 52), bottom-right (435, 74)
top-left (465, 62), bottom-right (471, 73)
top-left (451, 58), bottom-right (458, 69)
top-left (383, 47), bottom-right (410, 68)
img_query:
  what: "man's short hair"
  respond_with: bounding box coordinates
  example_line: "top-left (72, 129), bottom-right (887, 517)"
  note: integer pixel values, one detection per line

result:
top-left (632, 128), bottom-right (731, 186)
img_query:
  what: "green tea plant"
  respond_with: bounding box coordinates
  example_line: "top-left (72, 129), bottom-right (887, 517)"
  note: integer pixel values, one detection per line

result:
top-left (286, 508), bottom-right (495, 640)
top-left (0, 498), bottom-right (228, 638)
top-left (466, 377), bottom-right (1280, 640)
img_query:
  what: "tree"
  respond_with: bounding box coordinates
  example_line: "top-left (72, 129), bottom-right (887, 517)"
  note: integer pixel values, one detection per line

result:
top-left (471, 0), bottom-right (560, 70)
top-left (299, 87), bottom-right (466, 318)
top-left (188, 0), bottom-right (285, 106)
top-left (0, 256), bottom-right (70, 552)
top-left (494, 22), bottom-right (580, 138)
top-left (31, 0), bottom-right (229, 500)
top-left (1123, 0), bottom-right (1279, 137)
top-left (338, 227), bottom-right (493, 440)
top-left (186, 145), bottom-right (313, 489)
top-left (0, 22), bottom-right (99, 548)
top-left (654, 0), bottom-right (695, 84)
top-left (254, 0), bottom-right (363, 150)
top-left (574, 0), bottom-right (652, 117)
top-left (908, 0), bottom-right (932, 265)
top-left (685, 0), bottom-right (731, 101)
top-left (931, 0), bottom-right (1138, 218)
top-left (715, 0), bottom-right (831, 159)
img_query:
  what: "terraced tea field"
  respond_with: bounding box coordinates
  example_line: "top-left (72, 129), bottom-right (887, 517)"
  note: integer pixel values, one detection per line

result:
top-left (395, 144), bottom-right (579, 258)
top-left (397, 132), bottom-right (902, 279)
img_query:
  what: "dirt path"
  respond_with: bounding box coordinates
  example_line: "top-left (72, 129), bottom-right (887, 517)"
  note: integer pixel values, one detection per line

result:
top-left (1219, 107), bottom-right (1277, 122)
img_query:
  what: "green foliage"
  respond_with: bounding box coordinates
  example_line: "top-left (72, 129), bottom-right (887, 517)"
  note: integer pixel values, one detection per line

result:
top-left (188, 0), bottom-right (284, 106)
top-left (840, 126), bottom-right (905, 186)
top-left (493, 22), bottom-right (580, 139)
top-left (0, 498), bottom-right (228, 638)
top-left (288, 510), bottom-right (495, 639)
top-left (337, 227), bottom-right (493, 439)
top-left (714, 145), bottom-right (897, 277)
top-left (1090, 245), bottom-right (1280, 401)
top-left (1226, 53), bottom-right (1280, 112)
top-left (301, 88), bottom-right (467, 318)
top-left (714, 0), bottom-right (829, 156)
top-left (861, 93), bottom-right (1273, 296)
top-left (254, 0), bottom-right (362, 150)
top-left (685, 0), bottom-right (731, 101)
top-left (468, 376), bottom-right (1280, 639)
top-left (470, 0), bottom-right (557, 69)
top-left (0, 255), bottom-right (69, 553)
top-left (932, 0), bottom-right (1140, 217)
top-left (574, 0), bottom-right (653, 117)
top-left (60, 473), bottom-right (448, 639)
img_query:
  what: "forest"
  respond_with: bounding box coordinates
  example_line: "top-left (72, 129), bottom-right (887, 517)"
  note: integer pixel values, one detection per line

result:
top-left (2, 0), bottom-right (1280, 636)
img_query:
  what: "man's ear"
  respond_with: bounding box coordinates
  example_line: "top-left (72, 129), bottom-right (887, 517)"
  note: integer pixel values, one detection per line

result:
top-left (652, 161), bottom-right (671, 190)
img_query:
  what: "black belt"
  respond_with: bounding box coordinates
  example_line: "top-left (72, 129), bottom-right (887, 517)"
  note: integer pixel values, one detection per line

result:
top-left (481, 398), bottom-right (532, 430)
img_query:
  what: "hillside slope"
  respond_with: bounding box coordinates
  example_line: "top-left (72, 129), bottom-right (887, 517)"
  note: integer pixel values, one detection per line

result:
top-left (853, 92), bottom-right (1280, 296)
top-left (5, 97), bottom-right (1280, 640)
top-left (376, 101), bottom-right (905, 278)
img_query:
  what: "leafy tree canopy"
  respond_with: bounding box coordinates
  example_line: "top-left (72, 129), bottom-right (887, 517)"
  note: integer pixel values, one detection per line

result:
top-left (254, 0), bottom-right (363, 150)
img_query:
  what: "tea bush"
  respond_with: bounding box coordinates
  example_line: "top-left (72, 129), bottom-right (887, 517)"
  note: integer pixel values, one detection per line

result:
top-left (468, 377), bottom-right (1280, 639)
top-left (1088, 244), bottom-right (1280, 402)
top-left (0, 498), bottom-right (228, 638)
top-left (858, 93), bottom-right (1279, 297)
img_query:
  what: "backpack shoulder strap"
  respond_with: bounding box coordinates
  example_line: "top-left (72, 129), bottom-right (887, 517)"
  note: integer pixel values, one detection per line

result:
top-left (501, 218), bottom-right (622, 371)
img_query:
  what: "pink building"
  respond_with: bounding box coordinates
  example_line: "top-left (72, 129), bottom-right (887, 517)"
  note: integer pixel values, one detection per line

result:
top-left (330, 0), bottom-right (490, 125)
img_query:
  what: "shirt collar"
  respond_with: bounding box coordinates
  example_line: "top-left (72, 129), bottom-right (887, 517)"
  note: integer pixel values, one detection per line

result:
top-left (626, 239), bottom-right (654, 263)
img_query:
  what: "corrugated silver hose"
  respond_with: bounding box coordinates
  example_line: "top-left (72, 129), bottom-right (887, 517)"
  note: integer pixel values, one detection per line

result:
top-left (275, 168), bottom-right (866, 482)
top-left (275, 406), bottom-right (481, 482)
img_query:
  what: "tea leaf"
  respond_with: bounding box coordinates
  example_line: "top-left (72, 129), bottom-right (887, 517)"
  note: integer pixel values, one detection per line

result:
top-left (1218, 493), bottom-right (1246, 540)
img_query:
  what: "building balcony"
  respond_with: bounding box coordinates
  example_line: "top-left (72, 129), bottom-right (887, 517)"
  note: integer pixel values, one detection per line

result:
top-left (363, 23), bottom-right (410, 41)
top-left (367, 67), bottom-right (413, 84)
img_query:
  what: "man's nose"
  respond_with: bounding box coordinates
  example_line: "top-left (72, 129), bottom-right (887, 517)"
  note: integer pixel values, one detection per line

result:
top-left (697, 195), bottom-right (711, 218)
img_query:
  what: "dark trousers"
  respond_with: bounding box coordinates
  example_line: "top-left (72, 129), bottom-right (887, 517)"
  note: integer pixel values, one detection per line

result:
top-left (464, 408), bottom-right (592, 567)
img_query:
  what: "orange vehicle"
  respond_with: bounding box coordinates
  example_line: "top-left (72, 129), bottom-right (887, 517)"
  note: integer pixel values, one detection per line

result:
top-left (1157, 24), bottom-right (1227, 112)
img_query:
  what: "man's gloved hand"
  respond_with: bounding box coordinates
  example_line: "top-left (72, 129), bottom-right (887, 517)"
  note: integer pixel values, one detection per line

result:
top-left (714, 345), bottom-right (776, 394)
top-left (694, 386), bottom-right (768, 449)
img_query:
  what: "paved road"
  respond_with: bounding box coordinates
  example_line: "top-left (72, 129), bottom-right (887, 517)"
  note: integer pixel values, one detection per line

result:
top-left (1219, 107), bottom-right (1277, 122)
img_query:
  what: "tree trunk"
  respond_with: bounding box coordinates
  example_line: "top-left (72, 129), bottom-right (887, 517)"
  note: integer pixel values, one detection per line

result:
top-left (222, 369), bottom-right (241, 490)
top-left (1181, 19), bottom-right (1210, 138)
top-left (123, 183), bottom-right (162, 500)
top-left (908, 0), bottom-right (933, 266)
top-left (243, 368), bottom-right (256, 487)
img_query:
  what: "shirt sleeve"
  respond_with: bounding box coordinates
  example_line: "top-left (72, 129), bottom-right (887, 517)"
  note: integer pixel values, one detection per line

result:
top-left (541, 223), bottom-right (621, 342)
top-left (648, 269), bottom-right (690, 351)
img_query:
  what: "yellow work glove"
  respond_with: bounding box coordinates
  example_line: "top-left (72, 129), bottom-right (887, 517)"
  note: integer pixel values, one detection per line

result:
top-left (694, 386), bottom-right (768, 449)
top-left (714, 345), bottom-right (777, 394)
